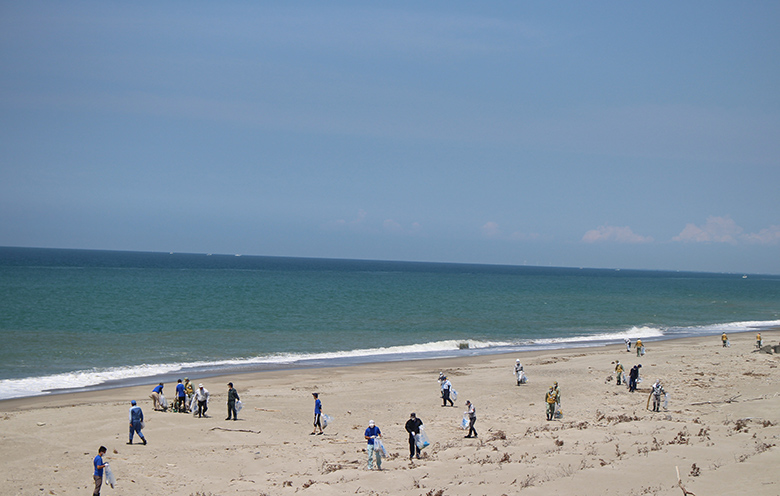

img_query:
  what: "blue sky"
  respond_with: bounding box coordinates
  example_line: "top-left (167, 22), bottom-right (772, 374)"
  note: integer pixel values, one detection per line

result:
top-left (1, 1), bottom-right (779, 274)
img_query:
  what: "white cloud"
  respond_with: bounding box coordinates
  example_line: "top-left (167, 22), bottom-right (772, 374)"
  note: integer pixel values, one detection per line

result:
top-left (582, 225), bottom-right (653, 244)
top-left (672, 216), bottom-right (742, 244)
top-left (481, 221), bottom-right (501, 238)
top-left (383, 219), bottom-right (403, 232)
top-left (742, 225), bottom-right (780, 245)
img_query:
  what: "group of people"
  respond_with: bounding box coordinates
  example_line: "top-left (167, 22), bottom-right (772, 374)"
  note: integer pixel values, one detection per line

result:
top-left (147, 380), bottom-right (238, 420)
top-left (544, 382), bottom-right (561, 421)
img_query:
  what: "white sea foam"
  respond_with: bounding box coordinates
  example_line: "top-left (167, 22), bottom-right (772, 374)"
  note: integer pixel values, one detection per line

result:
top-left (2, 320), bottom-right (778, 400)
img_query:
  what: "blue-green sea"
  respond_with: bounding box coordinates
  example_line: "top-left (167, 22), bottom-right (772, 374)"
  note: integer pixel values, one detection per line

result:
top-left (1, 247), bottom-right (778, 400)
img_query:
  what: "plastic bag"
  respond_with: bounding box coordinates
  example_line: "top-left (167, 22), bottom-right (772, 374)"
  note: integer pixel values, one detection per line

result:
top-left (140, 421), bottom-right (145, 430)
top-left (104, 462), bottom-right (116, 488)
top-left (322, 414), bottom-right (332, 428)
top-left (159, 394), bottom-right (168, 409)
top-left (451, 389), bottom-right (458, 401)
top-left (235, 400), bottom-right (243, 413)
top-left (554, 404), bottom-right (563, 419)
top-left (460, 416), bottom-right (468, 429)
top-left (415, 426), bottom-right (430, 450)
top-left (377, 438), bottom-right (387, 457)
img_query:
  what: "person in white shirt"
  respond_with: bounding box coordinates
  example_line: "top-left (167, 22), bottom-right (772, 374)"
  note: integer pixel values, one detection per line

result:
top-left (195, 384), bottom-right (210, 418)
top-left (440, 377), bottom-right (454, 407)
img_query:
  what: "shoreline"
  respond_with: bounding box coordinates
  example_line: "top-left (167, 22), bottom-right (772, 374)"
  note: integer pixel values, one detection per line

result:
top-left (1, 330), bottom-right (777, 495)
top-left (3, 326), bottom-right (778, 403)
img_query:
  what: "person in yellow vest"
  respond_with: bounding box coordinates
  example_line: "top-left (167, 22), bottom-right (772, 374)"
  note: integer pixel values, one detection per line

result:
top-left (615, 361), bottom-right (624, 385)
top-left (722, 332), bottom-right (728, 347)
top-left (636, 339), bottom-right (644, 357)
top-left (756, 333), bottom-right (762, 348)
top-left (545, 386), bottom-right (557, 421)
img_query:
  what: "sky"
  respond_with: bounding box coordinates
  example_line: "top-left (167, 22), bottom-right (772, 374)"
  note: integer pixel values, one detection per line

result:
top-left (1, 1), bottom-right (779, 274)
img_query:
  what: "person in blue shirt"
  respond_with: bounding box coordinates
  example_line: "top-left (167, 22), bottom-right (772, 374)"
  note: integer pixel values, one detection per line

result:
top-left (364, 420), bottom-right (382, 470)
top-left (175, 379), bottom-right (187, 413)
top-left (311, 393), bottom-right (323, 435)
top-left (92, 446), bottom-right (106, 496)
top-left (128, 400), bottom-right (147, 445)
top-left (150, 383), bottom-right (164, 411)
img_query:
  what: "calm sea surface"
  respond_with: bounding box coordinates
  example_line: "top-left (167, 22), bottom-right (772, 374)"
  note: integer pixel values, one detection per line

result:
top-left (1, 247), bottom-right (778, 399)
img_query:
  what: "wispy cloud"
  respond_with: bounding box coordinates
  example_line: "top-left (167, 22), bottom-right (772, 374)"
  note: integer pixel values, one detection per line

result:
top-left (582, 225), bottom-right (653, 244)
top-left (673, 217), bottom-right (780, 245)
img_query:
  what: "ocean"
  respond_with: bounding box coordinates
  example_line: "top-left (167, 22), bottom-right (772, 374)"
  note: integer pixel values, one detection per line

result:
top-left (1, 247), bottom-right (778, 400)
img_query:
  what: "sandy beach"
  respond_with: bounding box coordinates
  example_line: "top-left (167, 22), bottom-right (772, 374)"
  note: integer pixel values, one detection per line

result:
top-left (1, 330), bottom-right (778, 496)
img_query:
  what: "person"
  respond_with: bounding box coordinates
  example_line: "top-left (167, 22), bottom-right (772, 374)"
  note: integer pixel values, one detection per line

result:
top-left (629, 364), bottom-right (642, 392)
top-left (184, 377), bottom-right (194, 403)
top-left (545, 386), bottom-right (557, 421)
top-left (757, 333), bottom-right (763, 348)
top-left (722, 332), bottom-right (729, 347)
top-left (92, 446), bottom-right (107, 496)
top-left (226, 382), bottom-right (240, 420)
top-left (651, 379), bottom-right (666, 412)
top-left (175, 379), bottom-right (187, 413)
top-left (625, 337), bottom-right (631, 352)
top-left (150, 383), bottom-right (164, 411)
top-left (464, 400), bottom-right (477, 438)
top-left (128, 400), bottom-right (147, 445)
top-left (636, 339), bottom-right (644, 357)
top-left (311, 393), bottom-right (323, 435)
top-left (195, 383), bottom-right (210, 418)
top-left (553, 381), bottom-right (561, 411)
top-left (514, 359), bottom-right (526, 385)
top-left (405, 412), bottom-right (423, 460)
top-left (615, 360), bottom-right (624, 385)
top-left (441, 376), bottom-right (454, 407)
top-left (364, 420), bottom-right (383, 470)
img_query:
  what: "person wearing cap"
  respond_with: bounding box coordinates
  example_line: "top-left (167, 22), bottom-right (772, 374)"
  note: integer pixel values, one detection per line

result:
top-left (175, 379), bottom-right (187, 413)
top-left (464, 400), bottom-right (477, 437)
top-left (514, 359), bottom-right (526, 385)
top-left (184, 377), bottom-right (194, 402)
top-left (364, 420), bottom-right (383, 470)
top-left (615, 360), bottom-right (624, 385)
top-left (311, 393), bottom-right (323, 435)
top-left (440, 376), bottom-right (454, 407)
top-left (553, 381), bottom-right (561, 410)
top-left (651, 379), bottom-right (666, 412)
top-left (128, 400), bottom-right (146, 445)
top-left (545, 386), bottom-right (557, 420)
top-left (629, 364), bottom-right (642, 393)
top-left (195, 383), bottom-right (210, 418)
top-left (405, 412), bottom-right (423, 460)
top-left (150, 382), bottom-right (164, 411)
top-left (226, 382), bottom-right (240, 420)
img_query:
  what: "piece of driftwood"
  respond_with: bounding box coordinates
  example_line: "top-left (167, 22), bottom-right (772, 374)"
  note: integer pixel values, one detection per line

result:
top-left (676, 466), bottom-right (695, 496)
top-left (254, 407), bottom-right (280, 412)
top-left (209, 426), bottom-right (261, 434)
top-left (690, 394), bottom-right (740, 406)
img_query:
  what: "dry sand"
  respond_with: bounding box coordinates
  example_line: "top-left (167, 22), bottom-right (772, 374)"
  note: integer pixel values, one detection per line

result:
top-left (1, 331), bottom-right (778, 496)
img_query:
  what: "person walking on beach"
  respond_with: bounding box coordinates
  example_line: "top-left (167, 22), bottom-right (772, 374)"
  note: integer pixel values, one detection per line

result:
top-left (625, 337), bottom-right (631, 352)
top-left (514, 359), bottom-right (526, 385)
top-left (464, 400), bottom-right (477, 437)
top-left (636, 339), bottom-right (644, 357)
top-left (92, 446), bottom-right (107, 495)
top-left (650, 379), bottom-right (666, 412)
top-left (195, 383), bottom-right (210, 418)
top-left (128, 400), bottom-right (147, 445)
top-left (553, 381), bottom-right (561, 410)
top-left (150, 383), bottom-right (164, 411)
top-left (364, 420), bottom-right (383, 470)
top-left (226, 382), bottom-right (240, 420)
top-left (629, 364), bottom-right (642, 392)
top-left (175, 379), bottom-right (187, 413)
top-left (615, 361), bottom-right (624, 385)
top-left (757, 333), bottom-right (763, 348)
top-left (722, 332), bottom-right (729, 347)
top-left (405, 412), bottom-right (423, 460)
top-left (311, 393), bottom-right (323, 435)
top-left (441, 376), bottom-right (454, 407)
top-left (545, 386), bottom-right (557, 421)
